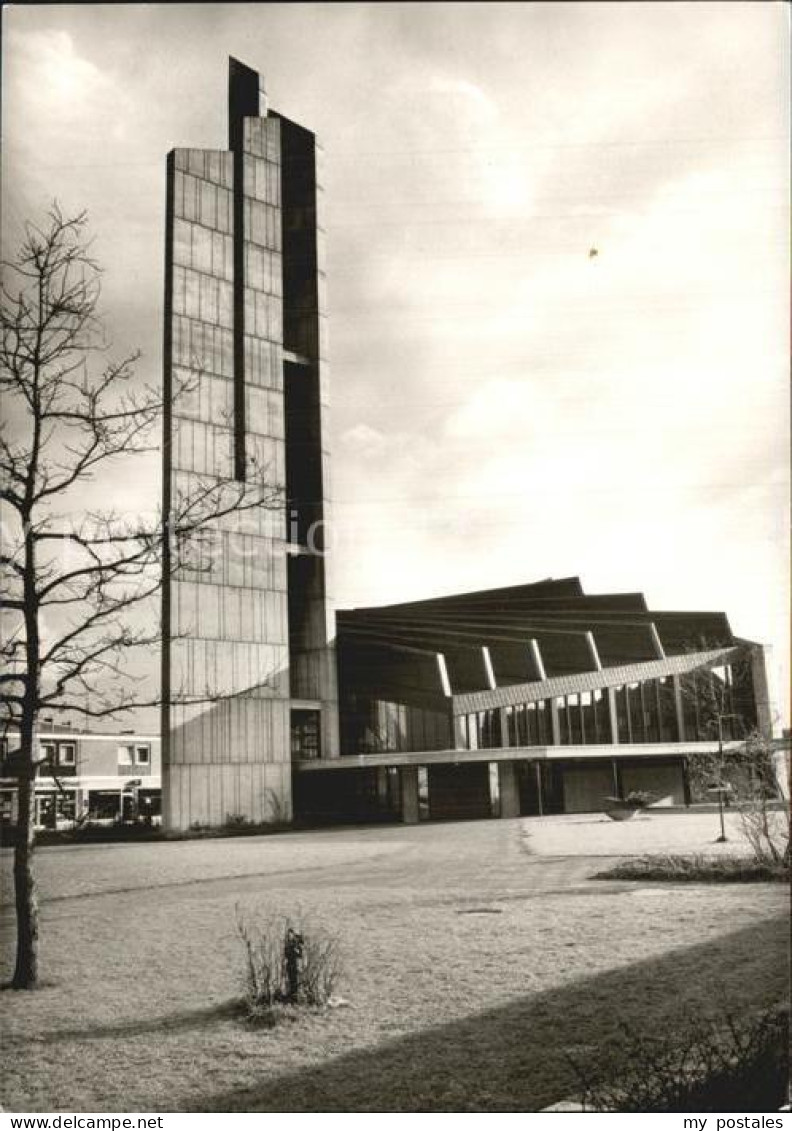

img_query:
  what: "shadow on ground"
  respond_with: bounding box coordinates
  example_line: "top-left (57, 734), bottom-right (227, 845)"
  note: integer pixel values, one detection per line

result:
top-left (193, 913), bottom-right (789, 1112)
top-left (22, 999), bottom-right (243, 1042)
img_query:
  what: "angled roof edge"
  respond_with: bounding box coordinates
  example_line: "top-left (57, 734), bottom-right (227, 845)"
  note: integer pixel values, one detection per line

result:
top-left (451, 645), bottom-right (746, 716)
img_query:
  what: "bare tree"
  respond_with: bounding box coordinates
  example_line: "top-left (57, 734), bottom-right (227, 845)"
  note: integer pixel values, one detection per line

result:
top-left (734, 731), bottom-right (790, 865)
top-left (678, 658), bottom-right (788, 858)
top-left (1, 205), bottom-right (280, 988)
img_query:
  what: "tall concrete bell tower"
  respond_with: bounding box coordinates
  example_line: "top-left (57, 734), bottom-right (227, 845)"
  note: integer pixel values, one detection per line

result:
top-left (161, 58), bottom-right (338, 830)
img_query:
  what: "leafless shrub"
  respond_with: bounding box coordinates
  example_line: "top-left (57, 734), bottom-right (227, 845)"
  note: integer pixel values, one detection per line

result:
top-left (566, 1006), bottom-right (789, 1112)
top-left (234, 904), bottom-right (343, 1025)
top-left (687, 729), bottom-right (789, 865)
top-left (739, 802), bottom-right (789, 866)
top-left (593, 852), bottom-right (788, 883)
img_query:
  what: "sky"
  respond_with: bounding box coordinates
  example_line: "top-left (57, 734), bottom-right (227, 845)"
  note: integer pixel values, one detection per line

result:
top-left (2, 2), bottom-right (790, 724)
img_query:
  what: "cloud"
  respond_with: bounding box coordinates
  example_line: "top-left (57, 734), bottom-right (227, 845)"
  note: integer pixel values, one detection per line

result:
top-left (428, 75), bottom-right (499, 122)
top-left (444, 378), bottom-right (555, 442)
top-left (339, 423), bottom-right (390, 454)
top-left (4, 27), bottom-right (128, 155)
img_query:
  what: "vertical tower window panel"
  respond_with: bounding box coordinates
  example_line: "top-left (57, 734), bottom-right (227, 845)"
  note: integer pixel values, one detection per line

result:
top-left (173, 219), bottom-right (192, 267)
top-left (187, 150), bottom-right (206, 178)
top-left (217, 188), bottom-right (232, 234)
top-left (172, 267), bottom-right (186, 316)
top-left (272, 253), bottom-right (283, 298)
top-left (218, 281), bottom-right (233, 329)
top-left (200, 180), bottom-right (217, 228)
top-left (182, 174), bottom-right (199, 222)
top-left (193, 226), bottom-right (212, 274)
top-left (184, 271), bottom-right (200, 320)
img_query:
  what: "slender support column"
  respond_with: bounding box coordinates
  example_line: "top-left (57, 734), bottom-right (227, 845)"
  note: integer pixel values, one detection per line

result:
top-left (585, 631), bottom-right (603, 671)
top-left (483, 647), bottom-right (497, 690)
top-left (436, 653), bottom-right (452, 697)
top-left (468, 714), bottom-right (479, 751)
top-left (529, 639), bottom-right (546, 681)
top-left (611, 759), bottom-right (622, 800)
top-left (649, 622), bottom-right (666, 659)
top-left (748, 644), bottom-right (775, 739)
top-left (549, 698), bottom-right (561, 746)
top-left (400, 765), bottom-right (420, 825)
top-left (672, 675), bottom-right (686, 741)
top-left (451, 712), bottom-right (467, 751)
top-left (606, 687), bottom-right (619, 743)
top-left (498, 707), bottom-right (510, 748)
top-left (535, 761), bottom-right (544, 816)
top-left (498, 761), bottom-right (521, 819)
top-left (376, 767), bottom-right (389, 807)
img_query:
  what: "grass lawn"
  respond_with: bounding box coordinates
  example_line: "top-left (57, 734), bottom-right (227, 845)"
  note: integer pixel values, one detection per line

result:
top-left (1, 814), bottom-right (788, 1112)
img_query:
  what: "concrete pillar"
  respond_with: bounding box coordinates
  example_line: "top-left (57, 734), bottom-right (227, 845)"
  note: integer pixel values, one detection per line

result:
top-left (400, 765), bottom-right (420, 824)
top-left (499, 707), bottom-right (511, 748)
top-left (483, 647), bottom-right (497, 690)
top-left (606, 688), bottom-right (619, 743)
top-left (749, 645), bottom-right (775, 739)
top-left (585, 631), bottom-right (603, 671)
top-left (549, 698), bottom-right (561, 745)
top-left (535, 762), bottom-right (544, 816)
top-left (529, 639), bottom-right (547, 681)
top-left (451, 711), bottom-right (467, 751)
top-left (376, 767), bottom-right (389, 807)
top-left (672, 675), bottom-right (686, 741)
top-left (649, 622), bottom-right (666, 659)
top-left (436, 653), bottom-right (452, 696)
top-left (772, 750), bottom-right (789, 800)
top-left (498, 760), bottom-right (521, 819)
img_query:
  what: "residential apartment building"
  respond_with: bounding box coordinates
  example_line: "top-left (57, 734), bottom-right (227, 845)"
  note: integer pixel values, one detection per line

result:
top-left (0, 726), bottom-right (161, 829)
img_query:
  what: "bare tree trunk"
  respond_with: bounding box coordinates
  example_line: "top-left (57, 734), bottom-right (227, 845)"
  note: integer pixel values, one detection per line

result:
top-left (12, 759), bottom-right (39, 989)
top-left (14, 493), bottom-right (41, 989)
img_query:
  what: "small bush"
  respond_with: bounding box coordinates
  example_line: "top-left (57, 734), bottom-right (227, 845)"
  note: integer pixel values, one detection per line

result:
top-left (567, 1006), bottom-right (790, 1112)
top-left (20, 821), bottom-right (164, 846)
top-left (593, 852), bottom-right (789, 883)
top-left (738, 800), bottom-right (790, 868)
top-left (613, 790), bottom-right (656, 809)
top-left (224, 813), bottom-right (251, 830)
top-left (235, 905), bottom-right (343, 1025)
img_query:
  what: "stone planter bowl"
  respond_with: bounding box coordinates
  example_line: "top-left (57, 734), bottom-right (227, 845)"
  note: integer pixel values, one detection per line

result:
top-left (604, 805), bottom-right (643, 821)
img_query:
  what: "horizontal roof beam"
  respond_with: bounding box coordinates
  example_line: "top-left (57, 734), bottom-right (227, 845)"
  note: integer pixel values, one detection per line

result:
top-left (293, 738), bottom-right (750, 771)
top-left (451, 645), bottom-right (745, 716)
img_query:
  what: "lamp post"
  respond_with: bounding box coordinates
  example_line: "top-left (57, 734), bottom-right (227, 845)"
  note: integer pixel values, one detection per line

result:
top-left (712, 713), bottom-right (742, 843)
